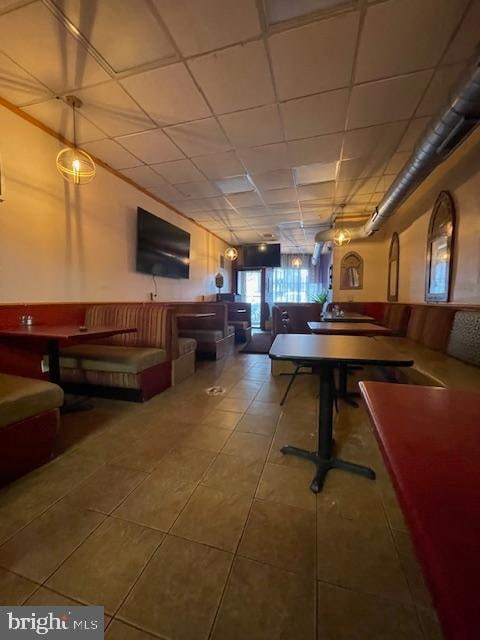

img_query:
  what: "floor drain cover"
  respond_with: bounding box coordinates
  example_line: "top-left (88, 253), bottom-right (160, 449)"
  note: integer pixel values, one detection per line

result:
top-left (205, 386), bottom-right (226, 396)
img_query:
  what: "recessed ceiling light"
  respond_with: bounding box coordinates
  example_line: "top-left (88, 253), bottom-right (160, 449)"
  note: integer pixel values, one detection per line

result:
top-left (215, 175), bottom-right (254, 194)
top-left (266, 0), bottom-right (353, 24)
top-left (294, 161), bottom-right (338, 186)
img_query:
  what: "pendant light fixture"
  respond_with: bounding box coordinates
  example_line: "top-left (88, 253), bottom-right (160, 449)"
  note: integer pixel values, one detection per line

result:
top-left (224, 229), bottom-right (238, 261)
top-left (333, 228), bottom-right (351, 246)
top-left (56, 96), bottom-right (96, 185)
top-left (291, 256), bottom-right (302, 268)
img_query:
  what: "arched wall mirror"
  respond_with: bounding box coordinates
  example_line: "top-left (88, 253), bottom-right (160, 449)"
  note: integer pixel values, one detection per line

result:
top-left (340, 252), bottom-right (363, 290)
top-left (387, 232), bottom-right (400, 301)
top-left (425, 191), bottom-right (456, 302)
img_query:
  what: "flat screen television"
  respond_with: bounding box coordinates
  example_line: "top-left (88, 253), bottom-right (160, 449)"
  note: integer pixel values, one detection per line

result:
top-left (136, 207), bottom-right (190, 279)
top-left (244, 243), bottom-right (281, 268)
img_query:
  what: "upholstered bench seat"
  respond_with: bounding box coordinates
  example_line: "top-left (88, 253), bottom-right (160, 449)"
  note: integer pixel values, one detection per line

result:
top-left (0, 373), bottom-right (63, 428)
top-left (59, 344), bottom-right (167, 374)
top-left (179, 329), bottom-right (224, 342)
top-left (230, 320), bottom-right (250, 330)
top-left (177, 337), bottom-right (197, 356)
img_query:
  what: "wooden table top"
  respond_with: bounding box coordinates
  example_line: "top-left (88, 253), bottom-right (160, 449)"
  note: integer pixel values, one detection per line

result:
top-left (321, 312), bottom-right (375, 322)
top-left (360, 382), bottom-right (480, 640)
top-left (0, 325), bottom-right (136, 341)
top-left (308, 321), bottom-right (392, 336)
top-left (175, 313), bottom-right (215, 318)
top-left (269, 334), bottom-right (413, 366)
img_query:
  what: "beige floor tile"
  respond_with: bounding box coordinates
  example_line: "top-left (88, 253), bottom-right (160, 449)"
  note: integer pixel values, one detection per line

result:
top-left (222, 431), bottom-right (271, 462)
top-left (182, 425), bottom-right (232, 453)
top-left (0, 501), bottom-right (104, 582)
top-left (317, 582), bottom-right (423, 640)
top-left (47, 518), bottom-right (163, 615)
top-left (74, 432), bottom-right (139, 463)
top-left (317, 469), bottom-right (386, 523)
top-left (416, 606), bottom-right (445, 640)
top-left (268, 431), bottom-right (317, 469)
top-left (63, 465), bottom-right (148, 514)
top-left (26, 586), bottom-right (112, 628)
top-left (0, 567), bottom-right (38, 605)
top-left (246, 400), bottom-right (281, 418)
top-left (106, 620), bottom-right (158, 640)
top-left (239, 499), bottom-right (315, 576)
top-left (225, 386), bottom-right (259, 401)
top-left (256, 463), bottom-right (317, 512)
top-left (155, 446), bottom-right (216, 483)
top-left (201, 454), bottom-right (263, 498)
top-left (201, 410), bottom-right (243, 430)
top-left (392, 529), bottom-right (433, 608)
top-left (316, 513), bottom-right (411, 604)
top-left (171, 485), bottom-right (251, 552)
top-left (211, 556), bottom-right (315, 640)
top-left (216, 397), bottom-right (252, 413)
top-left (113, 473), bottom-right (196, 531)
top-left (235, 413), bottom-right (277, 436)
top-left (119, 535), bottom-right (232, 640)
top-left (110, 440), bottom-right (171, 473)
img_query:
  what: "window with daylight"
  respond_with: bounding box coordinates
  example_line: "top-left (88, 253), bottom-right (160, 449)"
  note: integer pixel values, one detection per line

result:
top-left (272, 254), bottom-right (325, 303)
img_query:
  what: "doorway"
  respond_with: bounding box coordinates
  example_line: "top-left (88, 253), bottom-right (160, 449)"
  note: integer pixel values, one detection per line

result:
top-left (237, 269), bottom-right (263, 328)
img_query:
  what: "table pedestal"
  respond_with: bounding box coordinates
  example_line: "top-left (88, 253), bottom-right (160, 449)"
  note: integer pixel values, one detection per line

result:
top-left (281, 362), bottom-right (375, 493)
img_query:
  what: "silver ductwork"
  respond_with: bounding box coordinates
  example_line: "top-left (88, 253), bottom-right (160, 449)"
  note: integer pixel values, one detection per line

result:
top-left (312, 56), bottom-right (480, 259)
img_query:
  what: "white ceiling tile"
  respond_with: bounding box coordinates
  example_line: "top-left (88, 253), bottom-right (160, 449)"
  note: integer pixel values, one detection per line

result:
top-left (120, 63), bottom-right (211, 127)
top-left (443, 0), bottom-right (480, 64)
top-left (269, 203), bottom-right (301, 214)
top-left (384, 151), bottom-right (410, 175)
top-left (0, 2), bottom-right (109, 93)
top-left (397, 117), bottom-right (430, 152)
top-left (281, 89), bottom-right (349, 139)
top-left (215, 175), bottom-right (254, 194)
top-left (121, 165), bottom-right (170, 189)
top-left (376, 174), bottom-right (397, 192)
top-left (342, 121), bottom-right (406, 160)
top-left (266, 0), bottom-right (354, 24)
top-left (117, 129), bottom-right (184, 163)
top-left (237, 143), bottom-right (290, 174)
top-left (334, 178), bottom-right (379, 197)
top-left (0, 52), bottom-right (52, 105)
top-left (347, 71), bottom-right (432, 129)
top-left (155, 0), bottom-right (260, 56)
top-left (287, 133), bottom-right (343, 166)
top-left (263, 188), bottom-right (297, 205)
top-left (150, 182), bottom-right (185, 202)
top-left (236, 206), bottom-right (271, 218)
top-left (297, 182), bottom-right (335, 200)
top-left (355, 0), bottom-right (467, 83)
top-left (73, 82), bottom-right (155, 137)
top-left (219, 104), bottom-right (284, 148)
top-left (252, 169), bottom-right (294, 191)
top-left (294, 161), bottom-right (338, 185)
top-left (151, 159), bottom-right (205, 184)
top-left (165, 118), bottom-right (231, 157)
top-left (176, 180), bottom-right (220, 198)
top-left (188, 41), bottom-right (275, 115)
top-left (193, 151), bottom-right (244, 179)
top-left (227, 191), bottom-right (264, 207)
top-left (337, 156), bottom-right (386, 181)
top-left (181, 196), bottom-right (234, 213)
top-left (82, 139), bottom-right (142, 170)
top-left (415, 63), bottom-right (464, 117)
top-left (52, 0), bottom-right (175, 73)
top-left (22, 98), bottom-right (105, 144)
top-left (269, 11), bottom-right (359, 100)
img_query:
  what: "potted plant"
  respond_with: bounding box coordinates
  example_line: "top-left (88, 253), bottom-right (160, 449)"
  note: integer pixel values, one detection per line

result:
top-left (312, 291), bottom-right (329, 313)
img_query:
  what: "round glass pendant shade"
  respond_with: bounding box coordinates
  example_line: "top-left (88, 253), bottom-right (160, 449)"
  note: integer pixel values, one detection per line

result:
top-left (224, 246), bottom-right (238, 261)
top-left (56, 147), bottom-right (96, 185)
top-left (291, 257), bottom-right (302, 268)
top-left (333, 228), bottom-right (351, 247)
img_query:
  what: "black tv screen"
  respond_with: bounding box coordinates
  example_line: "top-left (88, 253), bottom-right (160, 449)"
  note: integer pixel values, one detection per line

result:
top-left (136, 207), bottom-right (190, 279)
top-left (244, 243), bottom-right (281, 268)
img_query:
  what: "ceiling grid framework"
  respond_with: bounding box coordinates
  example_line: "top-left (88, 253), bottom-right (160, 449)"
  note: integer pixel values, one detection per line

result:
top-left (0, 0), bottom-right (478, 252)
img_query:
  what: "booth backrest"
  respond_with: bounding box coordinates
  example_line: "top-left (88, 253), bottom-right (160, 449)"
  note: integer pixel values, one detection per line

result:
top-left (173, 302), bottom-right (228, 337)
top-left (227, 302), bottom-right (252, 326)
top-left (447, 311), bottom-right (480, 367)
top-left (272, 303), bottom-right (323, 336)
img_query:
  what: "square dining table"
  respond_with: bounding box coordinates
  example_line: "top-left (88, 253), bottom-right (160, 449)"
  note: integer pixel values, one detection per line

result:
top-left (269, 334), bottom-right (413, 492)
top-left (321, 312), bottom-right (375, 322)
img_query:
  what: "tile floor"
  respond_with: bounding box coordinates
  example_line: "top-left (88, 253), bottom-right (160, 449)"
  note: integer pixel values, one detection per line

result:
top-left (0, 352), bottom-right (443, 639)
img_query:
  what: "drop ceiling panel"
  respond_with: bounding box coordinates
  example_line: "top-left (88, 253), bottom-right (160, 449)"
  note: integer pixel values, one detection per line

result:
top-left (355, 0), bottom-right (466, 83)
top-left (53, 0), bottom-right (176, 72)
top-left (193, 151), bottom-right (245, 180)
top-left (176, 180), bottom-right (220, 199)
top-left (294, 161), bottom-right (338, 185)
top-left (117, 129), bottom-right (184, 163)
top-left (120, 63), bottom-right (211, 127)
top-left (266, 0), bottom-right (354, 24)
top-left (397, 116), bottom-right (430, 152)
top-left (155, 0), bottom-right (261, 57)
top-left (347, 71), bottom-right (432, 129)
top-left (415, 63), bottom-right (464, 117)
top-left (73, 82), bottom-right (155, 137)
top-left (0, 2), bottom-right (109, 93)
top-left (188, 41), bottom-right (275, 114)
top-left (22, 98), bottom-right (105, 144)
top-left (263, 188), bottom-right (297, 204)
top-left (297, 181), bottom-right (335, 200)
top-left (252, 169), bottom-right (294, 191)
top-left (149, 182), bottom-right (185, 202)
top-left (384, 151), bottom-right (411, 175)
top-left (337, 156), bottom-right (386, 181)
top-left (121, 165), bottom-right (171, 189)
top-left (443, 0), bottom-right (480, 64)
top-left (335, 177), bottom-right (379, 197)
top-left (281, 88), bottom-right (349, 139)
top-left (342, 121), bottom-right (406, 160)
top-left (269, 11), bottom-right (359, 100)
top-left (237, 142), bottom-right (290, 174)
top-left (82, 139), bottom-right (142, 170)
top-left (0, 52), bottom-right (52, 105)
top-left (165, 118), bottom-right (231, 157)
top-left (176, 196), bottom-right (234, 213)
top-left (287, 132), bottom-right (343, 166)
top-left (216, 175), bottom-right (253, 194)
top-left (227, 191), bottom-right (264, 208)
top-left (219, 104), bottom-right (284, 148)
top-left (151, 158), bottom-right (205, 184)
top-left (236, 206), bottom-right (271, 218)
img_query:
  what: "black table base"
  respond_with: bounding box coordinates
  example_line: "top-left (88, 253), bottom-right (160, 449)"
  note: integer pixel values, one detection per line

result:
top-left (280, 362), bottom-right (375, 493)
